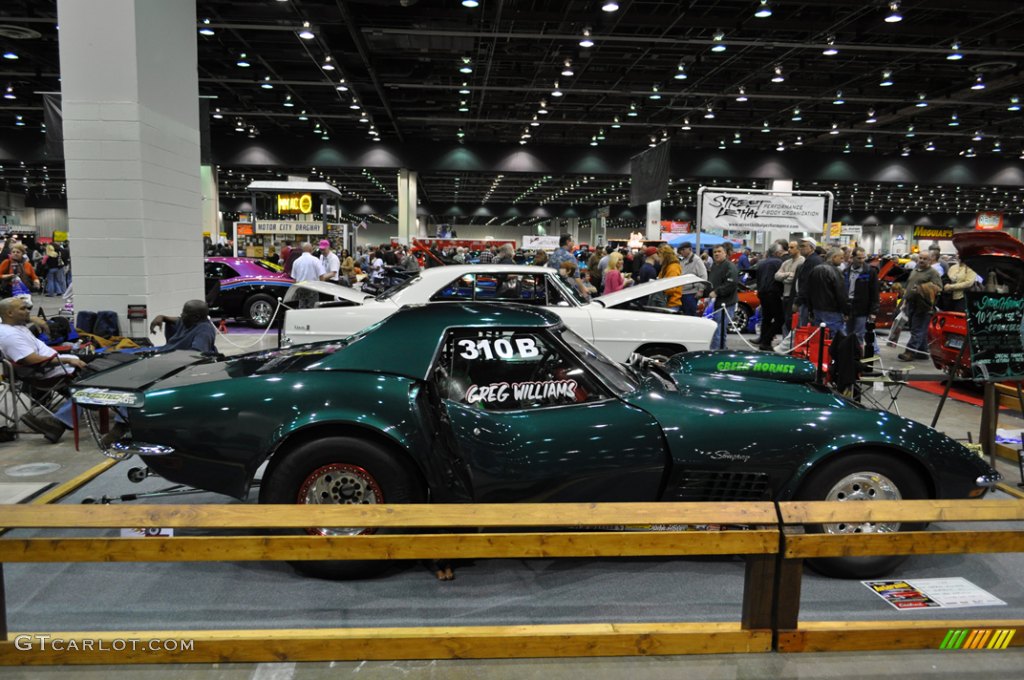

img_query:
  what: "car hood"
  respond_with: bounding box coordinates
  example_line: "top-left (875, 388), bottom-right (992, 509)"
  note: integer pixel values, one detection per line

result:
top-left (591, 274), bottom-right (709, 308)
top-left (282, 280), bottom-right (374, 305)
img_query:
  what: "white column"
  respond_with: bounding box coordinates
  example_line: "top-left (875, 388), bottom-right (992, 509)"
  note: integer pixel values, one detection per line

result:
top-left (769, 179), bottom-right (795, 245)
top-left (200, 164), bottom-right (219, 239)
top-left (567, 217), bottom-right (579, 243)
top-left (646, 200), bottom-right (661, 240)
top-left (397, 168), bottom-right (417, 245)
top-left (58, 0), bottom-right (203, 331)
top-left (596, 215), bottom-right (607, 245)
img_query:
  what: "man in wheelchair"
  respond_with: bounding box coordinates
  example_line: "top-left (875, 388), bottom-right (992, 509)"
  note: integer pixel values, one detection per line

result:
top-left (0, 297), bottom-right (87, 441)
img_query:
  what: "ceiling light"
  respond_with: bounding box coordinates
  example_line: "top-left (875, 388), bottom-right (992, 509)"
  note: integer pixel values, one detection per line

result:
top-left (14, 114), bottom-right (24, 126)
top-left (704, 104), bottom-right (715, 119)
top-left (718, 139), bottom-right (727, 150)
top-left (776, 141), bottom-right (785, 151)
top-left (925, 141), bottom-right (936, 151)
top-left (735, 87), bottom-right (747, 102)
top-left (971, 74), bottom-right (985, 90)
top-left (298, 22), bottom-right (315, 40)
top-left (829, 122), bottom-right (839, 135)
top-left (561, 59), bottom-right (574, 77)
top-left (322, 56), bottom-right (335, 71)
top-left (733, 132), bottom-right (742, 144)
top-left (865, 109), bottom-right (877, 123)
top-left (795, 136), bottom-right (803, 146)
top-left (822, 36), bottom-right (838, 56)
top-left (298, 111), bottom-right (308, 121)
top-left (900, 146), bottom-right (911, 157)
top-left (531, 115), bottom-right (540, 127)
top-left (843, 143), bottom-right (851, 154)
top-left (611, 115), bottom-right (621, 128)
top-left (601, 1), bottom-right (620, 11)
top-left (458, 82), bottom-right (471, 94)
top-left (864, 136), bottom-right (874, 148)
top-left (674, 62), bottom-right (688, 80)
top-left (711, 29), bottom-right (726, 52)
top-left (261, 76), bottom-right (273, 89)
top-left (1008, 96), bottom-right (1021, 111)
top-left (349, 99), bottom-right (360, 110)
top-left (198, 19), bottom-right (215, 36)
top-left (754, 0), bottom-right (773, 18)
top-left (590, 136), bottom-right (599, 147)
top-left (457, 128), bottom-right (465, 138)
top-left (627, 101), bottom-right (639, 117)
top-left (3, 85), bottom-right (14, 100)
top-left (947, 41), bottom-right (963, 60)
top-left (761, 121), bottom-right (770, 133)
top-left (791, 107), bottom-right (802, 121)
top-left (551, 81), bottom-right (563, 97)
top-left (579, 26), bottom-right (594, 48)
top-left (459, 56), bottom-right (473, 74)
top-left (538, 99), bottom-right (548, 114)
top-left (359, 114), bottom-right (369, 123)
top-left (879, 70), bottom-right (893, 86)
top-left (597, 128), bottom-right (606, 140)
top-left (915, 92), bottom-right (928, 107)
top-left (212, 108), bottom-right (223, 119)
top-left (462, 0), bottom-right (480, 7)
top-left (336, 79), bottom-right (349, 92)
top-left (649, 84), bottom-right (661, 100)
top-left (948, 112), bottom-right (960, 126)
top-left (519, 139), bottom-right (527, 145)
top-left (833, 90), bottom-right (844, 105)
top-left (905, 124), bottom-right (915, 137)
top-left (972, 130), bottom-right (984, 141)
top-left (771, 65), bottom-right (784, 83)
top-left (236, 53), bottom-right (250, 68)
top-left (234, 119), bottom-right (246, 132)
top-left (680, 116), bottom-right (691, 130)
top-left (283, 95), bottom-right (294, 107)
top-left (649, 136), bottom-right (657, 148)
top-left (458, 100), bottom-right (469, 112)
top-left (885, 1), bottom-right (902, 23)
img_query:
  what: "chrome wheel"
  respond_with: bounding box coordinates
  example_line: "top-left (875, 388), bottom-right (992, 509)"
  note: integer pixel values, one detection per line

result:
top-left (729, 305), bottom-right (751, 333)
top-left (248, 299), bottom-right (274, 327)
top-left (821, 471), bottom-right (902, 534)
top-left (297, 463), bottom-right (384, 536)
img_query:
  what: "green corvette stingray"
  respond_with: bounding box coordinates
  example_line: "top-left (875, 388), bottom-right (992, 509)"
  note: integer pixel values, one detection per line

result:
top-left (72, 303), bottom-right (999, 580)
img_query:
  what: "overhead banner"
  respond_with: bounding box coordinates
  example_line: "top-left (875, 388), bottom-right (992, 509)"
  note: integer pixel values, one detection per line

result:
top-left (629, 141), bottom-right (670, 207)
top-left (522, 235), bottom-right (560, 250)
top-left (41, 93), bottom-right (63, 160)
top-left (254, 220), bottom-right (323, 235)
top-left (913, 226), bottom-right (955, 239)
top-left (976, 211), bottom-right (1004, 230)
top-left (700, 192), bottom-right (825, 233)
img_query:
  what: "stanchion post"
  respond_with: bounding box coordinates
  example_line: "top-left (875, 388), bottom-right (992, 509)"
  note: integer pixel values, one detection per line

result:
top-left (0, 563), bottom-right (7, 640)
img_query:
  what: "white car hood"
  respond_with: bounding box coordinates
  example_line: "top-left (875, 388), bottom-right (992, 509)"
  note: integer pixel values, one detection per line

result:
top-left (282, 280), bottom-right (374, 305)
top-left (592, 274), bottom-right (709, 308)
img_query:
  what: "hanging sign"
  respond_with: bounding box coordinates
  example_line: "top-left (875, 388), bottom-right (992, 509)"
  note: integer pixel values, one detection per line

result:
top-left (700, 192), bottom-right (825, 233)
top-left (965, 291), bottom-right (1024, 381)
top-left (828, 222), bottom-right (843, 239)
top-left (976, 211), bottom-right (1004, 231)
top-left (912, 226), bottom-right (955, 239)
top-left (254, 220), bottom-right (323, 235)
top-left (276, 193), bottom-right (313, 214)
top-left (660, 220), bottom-right (691, 234)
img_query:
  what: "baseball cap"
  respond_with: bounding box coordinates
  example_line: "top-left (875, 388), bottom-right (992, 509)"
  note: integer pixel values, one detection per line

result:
top-left (798, 237), bottom-right (818, 247)
top-left (644, 246), bottom-right (658, 257)
top-left (679, 241), bottom-right (693, 250)
top-left (318, 239), bottom-right (331, 249)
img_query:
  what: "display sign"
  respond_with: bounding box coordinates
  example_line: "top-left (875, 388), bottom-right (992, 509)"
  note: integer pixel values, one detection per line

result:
top-left (700, 191), bottom-right (825, 233)
top-left (411, 237), bottom-right (516, 251)
top-left (912, 225), bottom-right (955, 239)
top-left (254, 220), bottom-right (323, 235)
top-left (841, 225), bottom-right (863, 238)
top-left (522, 235), bottom-right (560, 250)
top-left (965, 291), bottom-right (1024, 381)
top-left (53, 230), bottom-right (68, 242)
top-left (236, 224), bottom-right (254, 236)
top-left (659, 220), bottom-right (691, 234)
top-left (828, 221), bottom-right (843, 239)
top-left (863, 578), bottom-right (1006, 610)
top-left (276, 193), bottom-right (313, 214)
top-left (976, 211), bottom-right (1004, 230)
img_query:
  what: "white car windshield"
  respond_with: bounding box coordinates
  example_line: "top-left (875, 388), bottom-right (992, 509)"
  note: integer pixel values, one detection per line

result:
top-left (549, 270), bottom-right (590, 306)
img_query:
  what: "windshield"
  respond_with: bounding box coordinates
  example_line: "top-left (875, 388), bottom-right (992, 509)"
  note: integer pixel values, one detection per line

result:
top-left (556, 327), bottom-right (638, 393)
top-left (254, 259), bottom-right (284, 274)
top-left (377, 273), bottom-right (422, 300)
top-left (550, 271), bottom-right (590, 306)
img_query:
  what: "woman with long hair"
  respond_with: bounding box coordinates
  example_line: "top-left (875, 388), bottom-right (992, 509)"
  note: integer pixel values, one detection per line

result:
top-left (656, 244), bottom-right (682, 312)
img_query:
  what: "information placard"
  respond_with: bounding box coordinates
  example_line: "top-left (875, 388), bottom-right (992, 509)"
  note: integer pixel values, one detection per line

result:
top-left (965, 291), bottom-right (1024, 381)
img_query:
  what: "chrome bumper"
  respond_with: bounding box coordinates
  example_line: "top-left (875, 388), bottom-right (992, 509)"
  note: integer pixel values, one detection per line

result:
top-left (976, 472), bottom-right (1001, 489)
top-left (105, 441), bottom-right (176, 460)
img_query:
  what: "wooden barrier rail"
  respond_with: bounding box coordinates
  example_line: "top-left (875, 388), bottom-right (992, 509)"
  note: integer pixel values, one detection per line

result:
top-left (0, 502), bottom-right (781, 664)
top-left (776, 498), bottom-right (1024, 653)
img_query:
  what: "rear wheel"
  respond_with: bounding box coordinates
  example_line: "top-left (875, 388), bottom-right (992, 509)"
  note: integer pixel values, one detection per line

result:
top-left (260, 436), bottom-right (423, 579)
top-left (244, 293), bottom-right (277, 328)
top-left (729, 304), bottom-right (753, 334)
top-left (796, 452), bottom-right (928, 579)
top-left (636, 344), bottom-right (686, 363)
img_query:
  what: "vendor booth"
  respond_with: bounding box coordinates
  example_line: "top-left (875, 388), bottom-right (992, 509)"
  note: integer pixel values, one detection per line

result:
top-left (236, 181), bottom-right (350, 257)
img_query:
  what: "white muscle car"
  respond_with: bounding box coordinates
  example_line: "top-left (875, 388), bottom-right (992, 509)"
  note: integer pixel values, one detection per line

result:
top-left (281, 265), bottom-right (715, 362)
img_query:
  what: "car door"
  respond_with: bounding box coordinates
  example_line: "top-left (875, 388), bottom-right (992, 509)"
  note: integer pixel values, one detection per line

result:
top-left (433, 326), bottom-right (668, 503)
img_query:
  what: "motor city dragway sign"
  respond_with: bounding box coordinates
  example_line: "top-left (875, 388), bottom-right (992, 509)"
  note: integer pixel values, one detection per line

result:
top-left (699, 191), bottom-right (826, 233)
top-left (254, 220), bottom-right (324, 234)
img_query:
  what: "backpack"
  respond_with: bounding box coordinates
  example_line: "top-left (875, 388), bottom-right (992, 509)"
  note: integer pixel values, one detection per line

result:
top-left (94, 310), bottom-right (121, 339)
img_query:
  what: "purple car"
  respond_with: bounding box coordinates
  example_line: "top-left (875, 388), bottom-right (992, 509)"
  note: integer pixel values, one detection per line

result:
top-left (205, 257), bottom-right (294, 328)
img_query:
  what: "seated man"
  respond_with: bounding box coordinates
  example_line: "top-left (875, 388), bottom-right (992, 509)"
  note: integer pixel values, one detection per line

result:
top-left (147, 300), bottom-right (218, 354)
top-left (0, 297), bottom-right (87, 442)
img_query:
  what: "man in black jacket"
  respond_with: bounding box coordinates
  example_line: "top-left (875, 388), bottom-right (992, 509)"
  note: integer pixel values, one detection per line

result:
top-left (844, 247), bottom-right (879, 349)
top-left (808, 248), bottom-right (848, 336)
top-left (793, 237), bottom-right (822, 327)
top-left (707, 245), bottom-right (739, 350)
top-left (755, 242), bottom-right (785, 350)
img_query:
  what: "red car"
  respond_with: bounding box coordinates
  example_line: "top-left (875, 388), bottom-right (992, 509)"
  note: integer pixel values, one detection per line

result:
top-left (928, 311), bottom-right (970, 377)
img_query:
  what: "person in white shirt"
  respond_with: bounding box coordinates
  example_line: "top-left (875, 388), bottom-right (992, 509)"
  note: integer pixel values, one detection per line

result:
top-left (318, 239), bottom-right (340, 283)
top-left (291, 242), bottom-right (325, 283)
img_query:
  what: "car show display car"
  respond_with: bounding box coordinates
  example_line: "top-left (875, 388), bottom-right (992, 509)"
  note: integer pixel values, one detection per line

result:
top-left (280, 264), bottom-right (716, 362)
top-left (205, 257), bottom-right (294, 328)
top-left (73, 303), bottom-right (998, 581)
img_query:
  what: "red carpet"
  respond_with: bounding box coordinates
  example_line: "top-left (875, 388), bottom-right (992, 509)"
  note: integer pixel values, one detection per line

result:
top-left (907, 381), bottom-right (986, 407)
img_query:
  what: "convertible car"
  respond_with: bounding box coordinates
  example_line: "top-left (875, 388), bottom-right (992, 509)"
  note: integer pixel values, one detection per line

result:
top-left (280, 264), bottom-right (716, 362)
top-left (73, 303), bottom-right (997, 581)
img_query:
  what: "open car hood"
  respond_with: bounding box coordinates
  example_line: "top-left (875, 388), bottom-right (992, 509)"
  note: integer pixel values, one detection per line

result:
top-left (282, 280), bottom-right (374, 305)
top-left (952, 231), bottom-right (1024, 295)
top-left (592, 274), bottom-right (709, 308)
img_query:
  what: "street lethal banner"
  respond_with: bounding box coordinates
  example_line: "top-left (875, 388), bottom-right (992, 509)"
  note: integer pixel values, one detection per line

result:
top-left (965, 291), bottom-right (1024, 381)
top-left (700, 192), bottom-right (825, 233)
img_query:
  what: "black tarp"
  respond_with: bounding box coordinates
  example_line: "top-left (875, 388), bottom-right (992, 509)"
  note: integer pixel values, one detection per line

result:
top-left (629, 141), bottom-right (670, 207)
top-left (42, 93), bottom-right (63, 160)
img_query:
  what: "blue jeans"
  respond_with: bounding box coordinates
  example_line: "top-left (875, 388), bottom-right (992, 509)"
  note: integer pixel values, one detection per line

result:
top-left (798, 303), bottom-right (811, 327)
top-left (815, 310), bottom-right (846, 338)
top-left (711, 303), bottom-right (736, 350)
top-left (847, 316), bottom-right (867, 348)
top-left (906, 306), bottom-right (932, 355)
top-left (681, 293), bottom-right (698, 316)
top-left (45, 267), bottom-right (66, 296)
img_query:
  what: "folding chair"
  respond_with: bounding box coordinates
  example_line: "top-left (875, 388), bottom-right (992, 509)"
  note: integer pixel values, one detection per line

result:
top-left (0, 351), bottom-right (74, 438)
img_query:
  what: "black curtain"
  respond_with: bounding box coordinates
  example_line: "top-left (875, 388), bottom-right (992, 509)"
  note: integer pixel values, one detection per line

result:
top-left (629, 141), bottom-right (670, 207)
top-left (199, 99), bottom-right (212, 165)
top-left (42, 93), bottom-right (63, 160)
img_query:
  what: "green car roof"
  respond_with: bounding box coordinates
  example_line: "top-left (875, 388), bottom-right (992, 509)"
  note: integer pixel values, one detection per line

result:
top-left (325, 302), bottom-right (563, 379)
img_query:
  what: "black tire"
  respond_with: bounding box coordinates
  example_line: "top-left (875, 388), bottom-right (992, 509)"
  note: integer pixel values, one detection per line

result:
top-left (259, 436), bottom-right (424, 579)
top-left (729, 304), bottom-right (752, 334)
top-left (795, 452), bottom-right (929, 579)
top-left (244, 293), bottom-right (278, 329)
top-left (636, 344), bottom-right (686, 363)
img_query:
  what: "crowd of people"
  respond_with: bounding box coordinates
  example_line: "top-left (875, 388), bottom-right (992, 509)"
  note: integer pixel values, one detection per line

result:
top-left (0, 238), bottom-right (71, 300)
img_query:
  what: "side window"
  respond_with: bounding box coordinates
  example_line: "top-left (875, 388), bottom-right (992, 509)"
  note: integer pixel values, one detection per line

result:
top-left (474, 273), bottom-right (546, 304)
top-left (431, 274), bottom-right (474, 301)
top-left (435, 328), bottom-right (606, 412)
top-left (206, 262), bottom-right (238, 280)
top-left (545, 275), bottom-right (571, 306)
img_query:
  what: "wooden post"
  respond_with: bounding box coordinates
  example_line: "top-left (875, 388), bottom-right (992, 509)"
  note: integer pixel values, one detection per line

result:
top-left (0, 563), bottom-right (7, 641)
top-left (981, 382), bottom-right (999, 470)
top-left (740, 554), bottom-right (775, 630)
top-left (773, 557), bottom-right (804, 633)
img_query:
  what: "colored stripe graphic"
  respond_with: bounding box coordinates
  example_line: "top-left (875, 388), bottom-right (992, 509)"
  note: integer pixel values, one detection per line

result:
top-left (941, 629), bottom-right (1017, 650)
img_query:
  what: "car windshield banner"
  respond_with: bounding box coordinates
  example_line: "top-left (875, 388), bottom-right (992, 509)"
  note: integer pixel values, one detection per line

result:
top-left (700, 192), bottom-right (825, 233)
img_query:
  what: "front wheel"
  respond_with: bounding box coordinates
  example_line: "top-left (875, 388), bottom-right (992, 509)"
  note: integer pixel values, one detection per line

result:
top-left (259, 436), bottom-right (423, 579)
top-left (729, 304), bottom-right (752, 334)
top-left (796, 452), bottom-right (929, 579)
top-left (244, 293), bottom-right (278, 328)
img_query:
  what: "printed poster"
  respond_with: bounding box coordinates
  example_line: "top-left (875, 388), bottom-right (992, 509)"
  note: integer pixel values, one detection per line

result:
top-left (863, 577), bottom-right (1006, 610)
